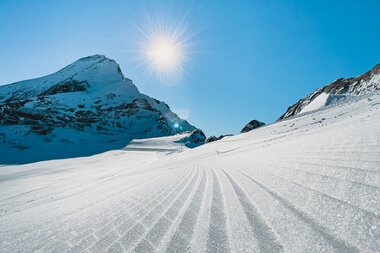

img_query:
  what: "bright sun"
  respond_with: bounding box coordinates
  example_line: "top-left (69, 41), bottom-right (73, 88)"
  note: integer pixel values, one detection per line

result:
top-left (146, 36), bottom-right (182, 72)
top-left (135, 14), bottom-right (192, 85)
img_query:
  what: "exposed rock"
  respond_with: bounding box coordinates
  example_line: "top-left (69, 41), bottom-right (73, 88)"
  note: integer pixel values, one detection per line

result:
top-left (279, 63), bottom-right (380, 120)
top-left (39, 80), bottom-right (89, 96)
top-left (176, 129), bottom-right (206, 148)
top-left (205, 135), bottom-right (218, 143)
top-left (241, 119), bottom-right (265, 133)
top-left (205, 134), bottom-right (233, 143)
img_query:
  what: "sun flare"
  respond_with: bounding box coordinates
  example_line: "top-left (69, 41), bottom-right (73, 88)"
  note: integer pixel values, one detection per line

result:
top-left (146, 36), bottom-right (182, 72)
top-left (135, 13), bottom-right (193, 85)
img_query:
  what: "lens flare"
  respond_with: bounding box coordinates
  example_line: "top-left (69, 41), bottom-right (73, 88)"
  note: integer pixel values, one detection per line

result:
top-left (146, 36), bottom-right (182, 73)
top-left (134, 11), bottom-right (194, 85)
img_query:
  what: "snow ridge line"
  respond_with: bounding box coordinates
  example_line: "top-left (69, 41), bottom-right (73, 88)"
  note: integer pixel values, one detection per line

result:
top-left (252, 158), bottom-right (380, 188)
top-left (156, 168), bottom-right (205, 252)
top-left (163, 168), bottom-right (207, 252)
top-left (75, 170), bottom-right (191, 253)
top-left (119, 169), bottom-right (197, 251)
top-left (259, 166), bottom-right (380, 216)
top-left (206, 169), bottom-right (231, 253)
top-left (221, 169), bottom-right (283, 253)
top-left (188, 168), bottom-right (212, 252)
top-left (235, 169), bottom-right (362, 253)
top-left (5, 172), bottom-right (170, 253)
top-left (127, 168), bottom-right (200, 251)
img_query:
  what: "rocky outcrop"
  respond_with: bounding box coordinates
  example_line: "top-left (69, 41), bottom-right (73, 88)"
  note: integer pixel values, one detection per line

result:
top-left (205, 136), bottom-right (218, 143)
top-left (240, 119), bottom-right (265, 133)
top-left (279, 63), bottom-right (380, 121)
top-left (39, 80), bottom-right (89, 97)
top-left (205, 134), bottom-right (233, 143)
top-left (176, 129), bottom-right (206, 148)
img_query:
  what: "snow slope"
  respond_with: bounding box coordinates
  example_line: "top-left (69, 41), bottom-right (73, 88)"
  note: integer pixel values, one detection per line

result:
top-left (1, 92), bottom-right (379, 252)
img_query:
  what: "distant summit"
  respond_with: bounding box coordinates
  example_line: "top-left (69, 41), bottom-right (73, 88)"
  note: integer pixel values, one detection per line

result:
top-left (0, 55), bottom-right (202, 163)
top-left (241, 119), bottom-right (265, 133)
top-left (279, 63), bottom-right (380, 120)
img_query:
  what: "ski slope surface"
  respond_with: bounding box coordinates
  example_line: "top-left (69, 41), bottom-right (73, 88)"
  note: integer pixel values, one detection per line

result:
top-left (1, 93), bottom-right (380, 252)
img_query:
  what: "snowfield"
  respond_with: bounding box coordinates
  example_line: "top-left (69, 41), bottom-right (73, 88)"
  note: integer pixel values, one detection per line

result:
top-left (1, 92), bottom-right (380, 252)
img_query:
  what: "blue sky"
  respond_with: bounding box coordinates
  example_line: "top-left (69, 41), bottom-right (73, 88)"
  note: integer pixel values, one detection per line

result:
top-left (1, 0), bottom-right (380, 136)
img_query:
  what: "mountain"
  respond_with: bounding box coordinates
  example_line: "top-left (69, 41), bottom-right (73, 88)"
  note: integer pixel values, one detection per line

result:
top-left (279, 63), bottom-right (380, 120)
top-left (240, 119), bottom-right (265, 133)
top-left (0, 55), bottom-right (203, 164)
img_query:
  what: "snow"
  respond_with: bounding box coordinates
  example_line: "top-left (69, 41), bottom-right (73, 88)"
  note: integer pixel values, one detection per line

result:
top-left (124, 133), bottom-right (190, 153)
top-left (300, 92), bottom-right (330, 114)
top-left (1, 92), bottom-right (380, 252)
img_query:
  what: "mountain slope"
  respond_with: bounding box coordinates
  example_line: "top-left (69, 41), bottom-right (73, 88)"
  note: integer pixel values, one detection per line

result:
top-left (0, 55), bottom-right (201, 164)
top-left (0, 91), bottom-right (379, 252)
top-left (279, 63), bottom-right (380, 120)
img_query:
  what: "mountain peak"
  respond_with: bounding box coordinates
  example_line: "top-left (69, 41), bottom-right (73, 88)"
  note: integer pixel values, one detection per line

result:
top-left (0, 55), bottom-right (200, 163)
top-left (72, 54), bottom-right (119, 68)
top-left (241, 119), bottom-right (265, 133)
top-left (79, 54), bottom-right (107, 60)
top-left (58, 54), bottom-right (122, 77)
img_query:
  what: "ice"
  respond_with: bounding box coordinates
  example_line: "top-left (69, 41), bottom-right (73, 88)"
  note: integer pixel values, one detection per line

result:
top-left (1, 92), bottom-right (379, 252)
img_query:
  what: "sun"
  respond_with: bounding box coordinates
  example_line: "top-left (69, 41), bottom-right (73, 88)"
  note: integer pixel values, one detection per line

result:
top-left (146, 36), bottom-right (182, 73)
top-left (134, 12), bottom-right (193, 85)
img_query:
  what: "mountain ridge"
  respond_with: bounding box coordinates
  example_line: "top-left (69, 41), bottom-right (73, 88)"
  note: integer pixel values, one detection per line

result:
top-left (0, 55), bottom-right (204, 164)
top-left (279, 62), bottom-right (380, 120)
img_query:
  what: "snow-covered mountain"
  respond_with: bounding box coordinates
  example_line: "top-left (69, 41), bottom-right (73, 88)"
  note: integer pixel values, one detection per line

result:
top-left (279, 63), bottom-right (380, 120)
top-left (0, 55), bottom-right (203, 164)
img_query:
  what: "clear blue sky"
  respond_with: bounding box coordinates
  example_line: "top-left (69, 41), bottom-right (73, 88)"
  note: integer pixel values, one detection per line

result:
top-left (1, 0), bottom-right (380, 136)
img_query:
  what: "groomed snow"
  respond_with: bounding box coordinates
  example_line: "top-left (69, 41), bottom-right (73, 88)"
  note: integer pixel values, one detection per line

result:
top-left (1, 93), bottom-right (380, 252)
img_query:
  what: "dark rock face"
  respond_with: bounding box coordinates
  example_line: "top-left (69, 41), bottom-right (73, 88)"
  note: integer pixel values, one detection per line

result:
top-left (240, 120), bottom-right (265, 133)
top-left (205, 136), bottom-right (218, 143)
top-left (39, 80), bottom-right (89, 97)
top-left (177, 129), bottom-right (206, 148)
top-left (279, 63), bottom-right (380, 121)
top-left (205, 134), bottom-right (233, 143)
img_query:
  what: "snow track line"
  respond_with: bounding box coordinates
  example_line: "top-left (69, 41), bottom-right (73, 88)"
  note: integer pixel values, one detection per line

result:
top-left (154, 169), bottom-right (205, 252)
top-left (40, 172), bottom-right (187, 253)
top-left (121, 169), bottom-right (199, 251)
top-left (221, 169), bottom-right (283, 253)
top-left (163, 168), bottom-right (207, 252)
top-left (252, 158), bottom-right (380, 188)
top-left (47, 170), bottom-right (188, 249)
top-left (283, 156), bottom-right (380, 171)
top-left (259, 167), bottom-right (380, 216)
top-left (103, 171), bottom-right (191, 252)
top-left (188, 168), bottom-right (213, 252)
top-left (206, 169), bottom-right (231, 253)
top-left (235, 169), bottom-right (362, 253)
top-left (40, 170), bottom-right (190, 253)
